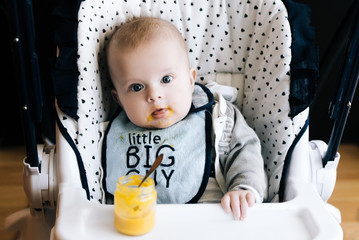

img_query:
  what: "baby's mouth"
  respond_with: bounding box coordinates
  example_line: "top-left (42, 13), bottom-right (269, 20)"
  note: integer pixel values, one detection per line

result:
top-left (151, 108), bottom-right (169, 119)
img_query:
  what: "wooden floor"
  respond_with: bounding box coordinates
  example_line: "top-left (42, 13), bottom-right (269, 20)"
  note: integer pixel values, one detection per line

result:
top-left (0, 144), bottom-right (358, 240)
top-left (328, 144), bottom-right (359, 240)
top-left (0, 145), bottom-right (28, 240)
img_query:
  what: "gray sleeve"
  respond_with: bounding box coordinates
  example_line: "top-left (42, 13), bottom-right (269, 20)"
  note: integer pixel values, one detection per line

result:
top-left (218, 101), bottom-right (267, 200)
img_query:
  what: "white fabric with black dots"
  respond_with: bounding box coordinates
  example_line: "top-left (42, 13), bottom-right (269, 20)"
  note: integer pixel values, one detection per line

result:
top-left (59, 0), bottom-right (308, 202)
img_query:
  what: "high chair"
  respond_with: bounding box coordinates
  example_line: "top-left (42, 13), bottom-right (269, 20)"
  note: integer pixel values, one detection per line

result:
top-left (5, 0), bottom-right (348, 239)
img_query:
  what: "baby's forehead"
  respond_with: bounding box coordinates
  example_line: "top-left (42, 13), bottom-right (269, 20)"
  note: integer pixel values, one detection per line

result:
top-left (110, 17), bottom-right (185, 51)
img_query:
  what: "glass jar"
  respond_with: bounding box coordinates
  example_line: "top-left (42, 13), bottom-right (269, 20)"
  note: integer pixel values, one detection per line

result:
top-left (114, 174), bottom-right (157, 235)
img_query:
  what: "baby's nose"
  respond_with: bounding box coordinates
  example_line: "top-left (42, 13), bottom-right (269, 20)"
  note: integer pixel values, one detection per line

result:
top-left (147, 88), bottom-right (163, 102)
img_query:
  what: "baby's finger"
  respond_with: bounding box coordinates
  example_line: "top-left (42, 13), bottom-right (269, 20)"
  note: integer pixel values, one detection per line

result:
top-left (246, 192), bottom-right (255, 207)
top-left (230, 194), bottom-right (241, 220)
top-left (239, 194), bottom-right (249, 220)
top-left (221, 194), bottom-right (231, 214)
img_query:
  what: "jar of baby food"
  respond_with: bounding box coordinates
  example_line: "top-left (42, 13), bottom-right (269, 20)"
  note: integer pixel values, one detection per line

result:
top-left (114, 174), bottom-right (157, 236)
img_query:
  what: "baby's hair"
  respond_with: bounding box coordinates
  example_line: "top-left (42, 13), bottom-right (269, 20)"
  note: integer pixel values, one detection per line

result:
top-left (108, 16), bottom-right (187, 52)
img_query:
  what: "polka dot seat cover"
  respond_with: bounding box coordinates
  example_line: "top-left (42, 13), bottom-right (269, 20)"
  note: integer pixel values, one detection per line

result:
top-left (58, 0), bottom-right (308, 203)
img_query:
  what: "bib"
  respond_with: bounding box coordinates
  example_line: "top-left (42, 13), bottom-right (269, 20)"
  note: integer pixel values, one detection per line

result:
top-left (103, 83), bottom-right (214, 203)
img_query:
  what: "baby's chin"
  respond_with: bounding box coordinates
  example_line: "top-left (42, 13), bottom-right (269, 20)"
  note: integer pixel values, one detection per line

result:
top-left (142, 120), bottom-right (176, 129)
top-left (138, 116), bottom-right (186, 129)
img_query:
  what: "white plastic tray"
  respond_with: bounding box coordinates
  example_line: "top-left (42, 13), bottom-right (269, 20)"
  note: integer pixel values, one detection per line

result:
top-left (51, 180), bottom-right (343, 240)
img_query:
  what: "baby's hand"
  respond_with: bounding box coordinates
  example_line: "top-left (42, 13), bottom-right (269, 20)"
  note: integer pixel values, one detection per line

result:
top-left (221, 190), bottom-right (255, 220)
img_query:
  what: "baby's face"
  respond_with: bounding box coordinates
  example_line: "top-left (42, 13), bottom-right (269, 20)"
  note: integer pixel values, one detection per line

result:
top-left (108, 36), bottom-right (196, 129)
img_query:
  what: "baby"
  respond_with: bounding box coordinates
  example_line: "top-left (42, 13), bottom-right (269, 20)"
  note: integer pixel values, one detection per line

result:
top-left (104, 17), bottom-right (267, 220)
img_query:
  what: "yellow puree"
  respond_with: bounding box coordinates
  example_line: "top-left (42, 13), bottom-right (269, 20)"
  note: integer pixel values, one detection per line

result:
top-left (114, 175), bottom-right (156, 236)
top-left (147, 108), bottom-right (174, 127)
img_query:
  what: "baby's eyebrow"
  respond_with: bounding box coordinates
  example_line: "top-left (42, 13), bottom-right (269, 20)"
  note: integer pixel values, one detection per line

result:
top-left (160, 69), bottom-right (176, 76)
top-left (120, 77), bottom-right (142, 86)
top-left (160, 64), bottom-right (176, 72)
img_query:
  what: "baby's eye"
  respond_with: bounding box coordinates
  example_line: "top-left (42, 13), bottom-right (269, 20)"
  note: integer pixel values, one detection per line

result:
top-left (161, 75), bottom-right (173, 84)
top-left (130, 84), bottom-right (144, 92)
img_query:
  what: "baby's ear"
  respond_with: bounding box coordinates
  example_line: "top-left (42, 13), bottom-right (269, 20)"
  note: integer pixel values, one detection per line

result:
top-left (111, 89), bottom-right (122, 106)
